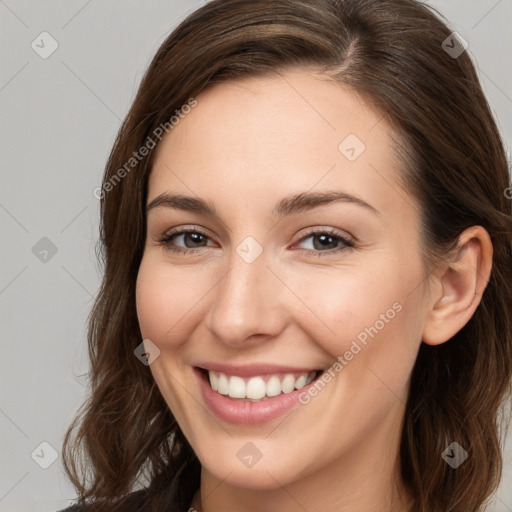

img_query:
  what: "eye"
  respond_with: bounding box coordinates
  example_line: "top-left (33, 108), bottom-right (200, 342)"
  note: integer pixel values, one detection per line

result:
top-left (158, 227), bottom-right (216, 255)
top-left (157, 226), bottom-right (355, 257)
top-left (293, 229), bottom-right (355, 257)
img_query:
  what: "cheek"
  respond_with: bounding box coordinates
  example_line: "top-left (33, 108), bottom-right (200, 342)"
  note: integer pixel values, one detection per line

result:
top-left (135, 257), bottom-right (204, 418)
top-left (136, 244), bottom-right (426, 365)
top-left (290, 255), bottom-right (425, 390)
top-left (290, 264), bottom-right (406, 351)
top-left (135, 256), bottom-right (205, 345)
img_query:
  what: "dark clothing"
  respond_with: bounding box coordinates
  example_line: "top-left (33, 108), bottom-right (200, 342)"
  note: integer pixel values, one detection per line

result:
top-left (57, 489), bottom-right (150, 512)
top-left (58, 457), bottom-right (200, 511)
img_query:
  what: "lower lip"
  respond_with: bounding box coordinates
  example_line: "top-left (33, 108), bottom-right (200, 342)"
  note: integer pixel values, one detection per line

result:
top-left (195, 368), bottom-right (318, 425)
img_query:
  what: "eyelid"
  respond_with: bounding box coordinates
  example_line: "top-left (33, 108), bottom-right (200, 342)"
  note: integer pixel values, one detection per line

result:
top-left (294, 225), bottom-right (355, 244)
top-left (157, 224), bottom-right (215, 241)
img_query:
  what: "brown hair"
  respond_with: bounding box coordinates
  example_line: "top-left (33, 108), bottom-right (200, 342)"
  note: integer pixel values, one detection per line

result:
top-left (62, 0), bottom-right (512, 511)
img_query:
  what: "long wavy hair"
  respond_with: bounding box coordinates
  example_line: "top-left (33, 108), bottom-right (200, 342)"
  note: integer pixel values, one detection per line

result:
top-left (62, 0), bottom-right (512, 511)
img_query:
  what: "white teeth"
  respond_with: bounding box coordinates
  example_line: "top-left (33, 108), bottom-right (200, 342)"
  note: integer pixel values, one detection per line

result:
top-left (209, 371), bottom-right (219, 391)
top-left (217, 373), bottom-right (229, 395)
top-left (246, 377), bottom-right (266, 399)
top-left (208, 370), bottom-right (317, 400)
top-left (281, 374), bottom-right (296, 394)
top-left (295, 374), bottom-right (307, 389)
top-left (228, 376), bottom-right (245, 399)
top-left (266, 375), bottom-right (282, 397)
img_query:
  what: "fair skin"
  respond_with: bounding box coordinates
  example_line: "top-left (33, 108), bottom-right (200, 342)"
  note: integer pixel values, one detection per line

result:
top-left (135, 68), bottom-right (492, 512)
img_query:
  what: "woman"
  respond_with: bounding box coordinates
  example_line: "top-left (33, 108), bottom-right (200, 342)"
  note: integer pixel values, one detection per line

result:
top-left (60, 0), bottom-right (512, 511)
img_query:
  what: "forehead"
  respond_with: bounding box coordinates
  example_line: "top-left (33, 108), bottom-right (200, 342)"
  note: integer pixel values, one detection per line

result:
top-left (149, 68), bottom-right (407, 219)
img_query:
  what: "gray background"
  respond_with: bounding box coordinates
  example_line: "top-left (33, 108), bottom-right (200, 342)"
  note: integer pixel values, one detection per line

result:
top-left (0, 1), bottom-right (511, 511)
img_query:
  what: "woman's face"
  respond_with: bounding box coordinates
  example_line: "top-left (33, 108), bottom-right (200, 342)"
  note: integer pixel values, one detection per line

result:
top-left (136, 68), bottom-right (431, 490)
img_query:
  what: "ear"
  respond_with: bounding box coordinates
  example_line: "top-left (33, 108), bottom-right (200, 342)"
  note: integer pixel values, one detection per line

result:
top-left (422, 226), bottom-right (493, 346)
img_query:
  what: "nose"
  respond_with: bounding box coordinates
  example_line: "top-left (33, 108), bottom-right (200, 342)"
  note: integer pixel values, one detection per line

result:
top-left (204, 243), bottom-right (288, 348)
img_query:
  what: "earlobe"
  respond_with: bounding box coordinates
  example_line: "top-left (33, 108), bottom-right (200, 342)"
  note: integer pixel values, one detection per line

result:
top-left (422, 226), bottom-right (493, 346)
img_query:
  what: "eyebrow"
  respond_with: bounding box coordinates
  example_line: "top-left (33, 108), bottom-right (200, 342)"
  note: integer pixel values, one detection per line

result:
top-left (146, 190), bottom-right (379, 218)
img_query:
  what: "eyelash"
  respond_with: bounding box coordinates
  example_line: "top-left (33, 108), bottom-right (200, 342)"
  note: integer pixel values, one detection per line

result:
top-left (157, 226), bottom-right (355, 258)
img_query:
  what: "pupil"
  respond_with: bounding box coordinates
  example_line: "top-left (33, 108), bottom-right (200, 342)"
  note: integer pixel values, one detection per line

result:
top-left (314, 234), bottom-right (337, 250)
top-left (187, 233), bottom-right (204, 247)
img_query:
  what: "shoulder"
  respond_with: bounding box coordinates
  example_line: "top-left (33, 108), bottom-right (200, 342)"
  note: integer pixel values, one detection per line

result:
top-left (57, 489), bottom-right (149, 512)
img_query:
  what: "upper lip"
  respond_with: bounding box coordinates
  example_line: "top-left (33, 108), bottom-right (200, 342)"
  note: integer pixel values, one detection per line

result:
top-left (195, 363), bottom-right (321, 377)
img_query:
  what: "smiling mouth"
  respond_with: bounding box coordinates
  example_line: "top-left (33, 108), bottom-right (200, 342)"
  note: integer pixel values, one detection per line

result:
top-left (199, 369), bottom-right (322, 402)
